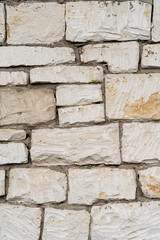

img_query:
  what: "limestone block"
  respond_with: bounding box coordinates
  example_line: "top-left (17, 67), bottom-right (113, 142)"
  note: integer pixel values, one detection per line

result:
top-left (0, 4), bottom-right (5, 43)
top-left (0, 170), bottom-right (5, 196)
top-left (105, 73), bottom-right (160, 119)
top-left (0, 71), bottom-right (28, 86)
top-left (58, 104), bottom-right (105, 125)
top-left (91, 202), bottom-right (160, 240)
top-left (7, 168), bottom-right (67, 204)
top-left (0, 143), bottom-right (28, 165)
top-left (81, 42), bottom-right (139, 73)
top-left (68, 168), bottom-right (136, 205)
top-left (0, 129), bottom-right (26, 141)
top-left (141, 44), bottom-right (160, 68)
top-left (66, 1), bottom-right (151, 42)
top-left (43, 208), bottom-right (90, 240)
top-left (31, 124), bottom-right (120, 166)
top-left (152, 0), bottom-right (160, 41)
top-left (7, 3), bottom-right (65, 44)
top-left (0, 88), bottom-right (56, 125)
top-left (122, 123), bottom-right (160, 163)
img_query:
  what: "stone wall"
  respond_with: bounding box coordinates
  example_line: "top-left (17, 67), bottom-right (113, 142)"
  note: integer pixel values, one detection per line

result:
top-left (0, 0), bottom-right (160, 239)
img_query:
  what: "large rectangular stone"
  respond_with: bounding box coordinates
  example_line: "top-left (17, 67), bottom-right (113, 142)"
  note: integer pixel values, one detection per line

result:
top-left (68, 168), bottom-right (136, 205)
top-left (0, 88), bottom-right (56, 125)
top-left (66, 1), bottom-right (151, 42)
top-left (56, 84), bottom-right (102, 106)
top-left (81, 42), bottom-right (139, 73)
top-left (141, 44), bottom-right (160, 68)
top-left (7, 3), bottom-right (65, 44)
top-left (31, 124), bottom-right (120, 166)
top-left (105, 73), bottom-right (160, 119)
top-left (0, 170), bottom-right (5, 196)
top-left (91, 202), bottom-right (160, 240)
top-left (58, 104), bottom-right (105, 125)
top-left (30, 66), bottom-right (103, 84)
top-left (43, 209), bottom-right (90, 240)
top-left (0, 71), bottom-right (28, 86)
top-left (0, 46), bottom-right (75, 67)
top-left (152, 0), bottom-right (160, 41)
top-left (139, 167), bottom-right (160, 198)
top-left (0, 204), bottom-right (41, 240)
top-left (7, 168), bottom-right (67, 204)
top-left (122, 123), bottom-right (160, 163)
top-left (0, 143), bottom-right (28, 165)
top-left (0, 129), bottom-right (26, 141)
top-left (0, 4), bottom-right (5, 42)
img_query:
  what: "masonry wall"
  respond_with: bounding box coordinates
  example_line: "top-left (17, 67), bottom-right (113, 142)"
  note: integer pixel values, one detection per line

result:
top-left (0, 0), bottom-right (160, 239)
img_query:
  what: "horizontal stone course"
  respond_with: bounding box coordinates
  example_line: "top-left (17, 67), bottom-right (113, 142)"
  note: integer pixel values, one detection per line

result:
top-left (31, 124), bottom-right (120, 166)
top-left (81, 42), bottom-right (139, 73)
top-left (0, 46), bottom-right (75, 67)
top-left (91, 202), bottom-right (160, 240)
top-left (43, 208), bottom-right (90, 240)
top-left (66, 1), bottom-right (151, 42)
top-left (7, 168), bottom-right (67, 204)
top-left (7, 3), bottom-right (65, 44)
top-left (30, 66), bottom-right (103, 84)
top-left (68, 168), bottom-right (136, 205)
top-left (0, 88), bottom-right (56, 126)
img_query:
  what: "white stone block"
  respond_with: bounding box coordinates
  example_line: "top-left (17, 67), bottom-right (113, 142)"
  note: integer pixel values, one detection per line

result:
top-left (81, 42), bottom-right (139, 73)
top-left (68, 168), bottom-right (136, 205)
top-left (0, 4), bottom-right (5, 43)
top-left (0, 129), bottom-right (26, 141)
top-left (141, 44), bottom-right (160, 68)
top-left (152, 0), bottom-right (160, 42)
top-left (0, 170), bottom-right (5, 196)
top-left (0, 71), bottom-right (28, 86)
top-left (31, 124), bottom-right (120, 166)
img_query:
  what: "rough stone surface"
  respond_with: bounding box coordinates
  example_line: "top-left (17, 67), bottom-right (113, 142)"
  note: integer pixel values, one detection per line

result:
top-left (139, 167), bottom-right (160, 198)
top-left (0, 129), bottom-right (26, 141)
top-left (0, 143), bottom-right (28, 165)
top-left (68, 168), bottom-right (136, 205)
top-left (141, 44), bottom-right (160, 68)
top-left (7, 168), bottom-right (67, 204)
top-left (81, 42), bottom-right (139, 73)
top-left (30, 65), bottom-right (103, 84)
top-left (43, 208), bottom-right (90, 240)
top-left (152, 0), bottom-right (160, 41)
top-left (31, 124), bottom-right (120, 166)
top-left (66, 1), bottom-right (151, 42)
top-left (0, 88), bottom-right (56, 125)
top-left (0, 4), bottom-right (5, 43)
top-left (0, 71), bottom-right (28, 86)
top-left (0, 204), bottom-right (41, 240)
top-left (56, 84), bottom-right (102, 106)
top-left (0, 170), bottom-right (5, 196)
top-left (122, 122), bottom-right (160, 163)
top-left (91, 202), bottom-right (160, 240)
top-left (7, 3), bottom-right (65, 44)
top-left (58, 104), bottom-right (105, 125)
top-left (105, 73), bottom-right (160, 119)
top-left (0, 46), bottom-right (75, 67)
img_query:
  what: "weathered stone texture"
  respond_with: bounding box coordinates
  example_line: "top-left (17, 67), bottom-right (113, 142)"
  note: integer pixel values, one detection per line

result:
top-left (56, 84), bottom-right (102, 106)
top-left (66, 1), bottom-right (151, 42)
top-left (0, 71), bottom-right (28, 86)
top-left (58, 104), bottom-right (105, 125)
top-left (7, 168), bottom-right (67, 204)
top-left (91, 202), bottom-right (160, 240)
top-left (68, 168), bottom-right (136, 205)
top-left (0, 46), bottom-right (75, 67)
top-left (31, 124), bottom-right (120, 166)
top-left (30, 66), bottom-right (103, 84)
top-left (0, 88), bottom-right (56, 125)
top-left (122, 123), bottom-right (160, 163)
top-left (7, 3), bottom-right (65, 44)
top-left (152, 0), bottom-right (160, 41)
top-left (0, 170), bottom-right (5, 196)
top-left (105, 73), bottom-right (160, 119)
top-left (0, 204), bottom-right (41, 240)
top-left (81, 42), bottom-right (139, 73)
top-left (141, 44), bottom-right (160, 68)
top-left (43, 208), bottom-right (90, 240)
top-left (0, 4), bottom-right (5, 43)
top-left (0, 129), bottom-right (26, 141)
top-left (139, 167), bottom-right (160, 198)
top-left (0, 143), bottom-right (28, 165)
